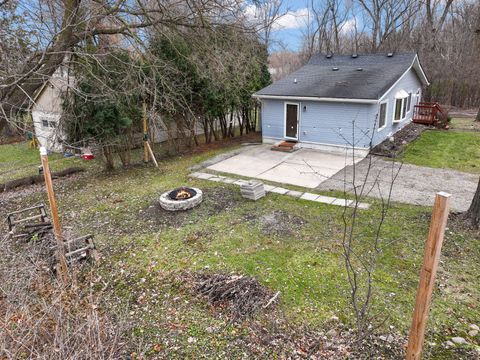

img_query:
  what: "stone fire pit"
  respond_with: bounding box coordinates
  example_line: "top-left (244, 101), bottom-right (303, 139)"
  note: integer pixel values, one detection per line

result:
top-left (159, 186), bottom-right (203, 211)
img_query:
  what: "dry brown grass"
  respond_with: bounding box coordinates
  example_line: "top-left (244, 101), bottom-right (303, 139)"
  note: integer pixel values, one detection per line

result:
top-left (0, 234), bottom-right (134, 359)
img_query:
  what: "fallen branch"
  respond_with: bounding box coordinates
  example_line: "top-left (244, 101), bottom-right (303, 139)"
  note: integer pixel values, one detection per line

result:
top-left (0, 167), bottom-right (84, 193)
top-left (263, 291), bottom-right (280, 309)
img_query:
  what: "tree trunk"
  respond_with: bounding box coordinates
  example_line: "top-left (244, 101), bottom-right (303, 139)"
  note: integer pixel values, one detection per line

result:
top-left (465, 178), bottom-right (480, 227)
top-left (475, 107), bottom-right (480, 122)
top-left (103, 146), bottom-right (115, 171)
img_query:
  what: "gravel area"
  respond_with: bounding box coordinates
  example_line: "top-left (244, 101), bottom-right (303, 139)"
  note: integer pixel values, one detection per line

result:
top-left (317, 156), bottom-right (478, 211)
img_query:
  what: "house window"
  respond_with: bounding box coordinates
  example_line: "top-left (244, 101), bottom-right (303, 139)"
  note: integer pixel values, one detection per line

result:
top-left (394, 98), bottom-right (403, 121)
top-left (393, 90), bottom-right (409, 123)
top-left (402, 98), bottom-right (408, 117)
top-left (407, 92), bottom-right (412, 112)
top-left (41, 119), bottom-right (56, 128)
top-left (378, 101), bottom-right (387, 130)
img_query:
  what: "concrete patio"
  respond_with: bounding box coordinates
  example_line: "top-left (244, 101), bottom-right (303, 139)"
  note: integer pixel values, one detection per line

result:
top-left (207, 145), bottom-right (364, 188)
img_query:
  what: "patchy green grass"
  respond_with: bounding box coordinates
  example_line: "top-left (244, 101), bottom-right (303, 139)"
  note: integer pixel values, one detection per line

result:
top-left (1, 140), bottom-right (479, 358)
top-left (402, 130), bottom-right (480, 174)
top-left (450, 117), bottom-right (480, 132)
top-left (0, 142), bottom-right (85, 183)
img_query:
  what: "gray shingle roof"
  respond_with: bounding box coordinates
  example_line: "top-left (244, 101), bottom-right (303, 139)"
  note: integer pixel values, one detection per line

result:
top-left (255, 53), bottom-right (421, 100)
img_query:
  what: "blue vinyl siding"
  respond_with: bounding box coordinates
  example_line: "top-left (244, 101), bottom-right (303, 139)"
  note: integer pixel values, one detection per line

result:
top-left (370, 69), bottom-right (423, 146)
top-left (262, 99), bottom-right (375, 149)
top-left (261, 99), bottom-right (285, 139)
top-left (261, 67), bottom-right (423, 149)
top-left (299, 101), bottom-right (375, 148)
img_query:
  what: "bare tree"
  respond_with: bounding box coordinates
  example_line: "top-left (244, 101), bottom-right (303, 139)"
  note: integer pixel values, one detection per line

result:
top-left (0, 0), bottom-right (259, 136)
top-left (357, 0), bottom-right (419, 51)
top-left (424, 0), bottom-right (454, 49)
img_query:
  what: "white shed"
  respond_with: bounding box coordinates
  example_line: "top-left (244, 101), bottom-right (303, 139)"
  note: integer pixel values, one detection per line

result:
top-left (31, 67), bottom-right (72, 152)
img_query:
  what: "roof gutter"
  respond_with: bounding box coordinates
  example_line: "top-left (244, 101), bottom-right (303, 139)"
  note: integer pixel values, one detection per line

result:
top-left (252, 94), bottom-right (378, 104)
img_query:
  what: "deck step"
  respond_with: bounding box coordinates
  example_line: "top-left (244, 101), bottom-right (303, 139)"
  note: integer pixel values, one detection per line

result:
top-left (271, 141), bottom-right (297, 152)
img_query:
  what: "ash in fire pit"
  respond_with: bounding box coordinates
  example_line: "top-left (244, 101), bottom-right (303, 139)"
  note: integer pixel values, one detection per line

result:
top-left (160, 186), bottom-right (203, 211)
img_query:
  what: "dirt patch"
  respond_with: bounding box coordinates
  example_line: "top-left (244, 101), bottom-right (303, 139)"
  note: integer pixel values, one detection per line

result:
top-left (139, 186), bottom-right (241, 228)
top-left (371, 122), bottom-right (431, 157)
top-left (449, 108), bottom-right (478, 118)
top-left (190, 132), bottom-right (261, 155)
top-left (249, 210), bottom-right (307, 236)
top-left (0, 136), bottom-right (23, 145)
top-left (185, 271), bottom-right (277, 322)
top-left (447, 212), bottom-right (480, 235)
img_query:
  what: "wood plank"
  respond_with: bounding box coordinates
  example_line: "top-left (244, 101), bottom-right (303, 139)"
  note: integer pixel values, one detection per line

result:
top-left (406, 192), bottom-right (451, 359)
top-left (40, 147), bottom-right (69, 283)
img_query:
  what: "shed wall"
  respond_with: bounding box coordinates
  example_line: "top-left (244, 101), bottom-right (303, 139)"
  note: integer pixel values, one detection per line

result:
top-left (260, 67), bottom-right (424, 149)
top-left (370, 68), bottom-right (423, 146)
top-left (261, 99), bottom-right (376, 149)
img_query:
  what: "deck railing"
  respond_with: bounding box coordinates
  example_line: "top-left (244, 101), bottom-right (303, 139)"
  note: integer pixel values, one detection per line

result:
top-left (412, 102), bottom-right (446, 125)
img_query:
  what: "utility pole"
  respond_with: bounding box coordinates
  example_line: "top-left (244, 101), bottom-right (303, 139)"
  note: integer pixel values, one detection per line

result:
top-left (406, 192), bottom-right (451, 359)
top-left (40, 147), bottom-right (69, 283)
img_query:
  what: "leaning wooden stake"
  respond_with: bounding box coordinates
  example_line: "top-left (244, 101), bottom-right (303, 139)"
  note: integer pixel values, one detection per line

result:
top-left (406, 192), bottom-right (452, 359)
top-left (146, 141), bottom-right (159, 167)
top-left (40, 147), bottom-right (69, 283)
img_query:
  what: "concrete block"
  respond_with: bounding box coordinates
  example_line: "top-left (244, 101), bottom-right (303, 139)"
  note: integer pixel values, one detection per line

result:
top-left (300, 192), bottom-right (319, 201)
top-left (270, 187), bottom-right (289, 195)
top-left (286, 190), bottom-right (303, 198)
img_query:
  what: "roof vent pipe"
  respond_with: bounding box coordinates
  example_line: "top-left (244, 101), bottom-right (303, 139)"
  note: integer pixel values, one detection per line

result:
top-left (294, 78), bottom-right (297, 84)
top-left (326, 54), bottom-right (333, 59)
top-left (332, 67), bottom-right (339, 71)
top-left (352, 54), bottom-right (358, 58)
top-left (387, 52), bottom-right (393, 57)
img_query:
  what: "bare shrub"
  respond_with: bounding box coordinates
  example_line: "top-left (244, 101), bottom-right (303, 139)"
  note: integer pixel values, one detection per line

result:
top-left (0, 234), bottom-right (132, 359)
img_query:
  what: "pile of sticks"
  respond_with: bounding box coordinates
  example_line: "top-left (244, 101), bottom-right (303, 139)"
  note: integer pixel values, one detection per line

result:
top-left (192, 272), bottom-right (280, 321)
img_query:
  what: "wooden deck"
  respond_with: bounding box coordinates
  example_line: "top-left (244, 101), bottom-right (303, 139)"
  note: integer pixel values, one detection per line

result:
top-left (412, 102), bottom-right (446, 125)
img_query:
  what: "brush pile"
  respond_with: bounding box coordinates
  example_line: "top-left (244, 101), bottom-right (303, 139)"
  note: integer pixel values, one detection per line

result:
top-left (191, 272), bottom-right (279, 322)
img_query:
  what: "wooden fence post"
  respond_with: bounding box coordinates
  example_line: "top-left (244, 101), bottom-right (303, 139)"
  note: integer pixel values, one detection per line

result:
top-left (40, 147), bottom-right (69, 283)
top-left (406, 192), bottom-right (452, 359)
top-left (143, 102), bottom-right (149, 163)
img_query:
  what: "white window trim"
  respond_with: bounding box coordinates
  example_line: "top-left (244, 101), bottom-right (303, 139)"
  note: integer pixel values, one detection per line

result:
top-left (416, 88), bottom-right (421, 106)
top-left (284, 102), bottom-right (300, 140)
top-left (377, 100), bottom-right (388, 132)
top-left (392, 96), bottom-right (408, 123)
top-left (407, 92), bottom-right (412, 113)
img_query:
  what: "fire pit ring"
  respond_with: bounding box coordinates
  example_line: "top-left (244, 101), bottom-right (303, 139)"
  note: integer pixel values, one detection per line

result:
top-left (159, 186), bottom-right (203, 211)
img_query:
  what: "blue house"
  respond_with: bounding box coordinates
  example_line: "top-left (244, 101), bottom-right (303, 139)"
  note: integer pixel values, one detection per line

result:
top-left (253, 53), bottom-right (429, 154)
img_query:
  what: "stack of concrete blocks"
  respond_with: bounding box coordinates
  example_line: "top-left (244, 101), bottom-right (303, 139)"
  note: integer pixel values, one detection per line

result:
top-left (240, 180), bottom-right (266, 201)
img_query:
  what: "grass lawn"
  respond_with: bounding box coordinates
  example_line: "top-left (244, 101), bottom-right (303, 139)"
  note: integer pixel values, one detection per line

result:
top-left (0, 142), bottom-right (85, 183)
top-left (450, 117), bottom-right (480, 132)
top-left (402, 128), bottom-right (480, 174)
top-left (1, 140), bottom-right (479, 358)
